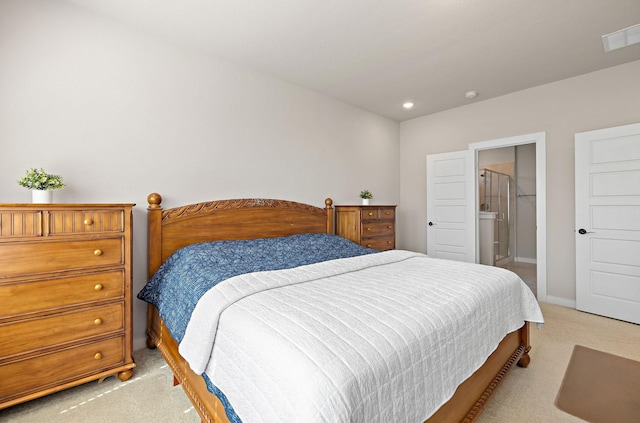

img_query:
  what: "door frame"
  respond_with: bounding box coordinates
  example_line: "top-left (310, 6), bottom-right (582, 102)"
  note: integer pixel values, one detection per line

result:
top-left (469, 132), bottom-right (547, 301)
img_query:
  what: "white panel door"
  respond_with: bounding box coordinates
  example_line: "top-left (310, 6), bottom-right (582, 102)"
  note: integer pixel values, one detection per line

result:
top-left (426, 150), bottom-right (476, 262)
top-left (575, 122), bottom-right (640, 324)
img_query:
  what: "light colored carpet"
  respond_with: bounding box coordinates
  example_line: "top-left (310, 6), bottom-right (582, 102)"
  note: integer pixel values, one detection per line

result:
top-left (2, 302), bottom-right (639, 422)
top-left (477, 302), bottom-right (640, 423)
top-left (0, 347), bottom-right (200, 423)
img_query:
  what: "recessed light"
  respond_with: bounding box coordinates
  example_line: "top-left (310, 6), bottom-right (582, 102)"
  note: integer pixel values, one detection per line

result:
top-left (402, 102), bottom-right (414, 109)
top-left (465, 91), bottom-right (478, 99)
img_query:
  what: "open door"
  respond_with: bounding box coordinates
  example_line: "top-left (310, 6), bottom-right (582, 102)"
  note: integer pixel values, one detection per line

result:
top-left (575, 123), bottom-right (640, 324)
top-left (426, 150), bottom-right (476, 262)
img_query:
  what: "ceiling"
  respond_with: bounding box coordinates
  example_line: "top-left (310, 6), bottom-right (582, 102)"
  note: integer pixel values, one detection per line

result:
top-left (64, 0), bottom-right (640, 121)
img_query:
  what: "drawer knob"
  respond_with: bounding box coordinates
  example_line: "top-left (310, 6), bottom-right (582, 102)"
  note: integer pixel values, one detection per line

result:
top-left (368, 212), bottom-right (374, 216)
top-left (94, 352), bottom-right (103, 360)
top-left (94, 283), bottom-right (104, 291)
top-left (366, 244), bottom-right (372, 248)
top-left (387, 225), bottom-right (392, 229)
top-left (94, 249), bottom-right (103, 256)
top-left (94, 318), bottom-right (103, 325)
top-left (366, 227), bottom-right (371, 231)
top-left (84, 218), bottom-right (94, 225)
top-left (387, 241), bottom-right (392, 244)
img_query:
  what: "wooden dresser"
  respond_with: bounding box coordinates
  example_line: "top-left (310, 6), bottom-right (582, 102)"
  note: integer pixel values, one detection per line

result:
top-left (0, 203), bottom-right (135, 410)
top-left (335, 205), bottom-right (397, 251)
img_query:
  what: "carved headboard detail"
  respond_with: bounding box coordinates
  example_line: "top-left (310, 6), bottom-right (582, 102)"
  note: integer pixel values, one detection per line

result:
top-left (146, 193), bottom-right (334, 279)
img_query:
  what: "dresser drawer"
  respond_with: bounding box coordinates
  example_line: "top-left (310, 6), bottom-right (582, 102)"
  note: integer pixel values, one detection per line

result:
top-left (0, 211), bottom-right (43, 238)
top-left (361, 221), bottom-right (395, 238)
top-left (360, 207), bottom-right (395, 221)
top-left (47, 210), bottom-right (125, 235)
top-left (361, 237), bottom-right (395, 251)
top-left (0, 238), bottom-right (123, 278)
top-left (0, 304), bottom-right (124, 357)
top-left (0, 336), bottom-right (125, 400)
top-left (0, 271), bottom-right (124, 318)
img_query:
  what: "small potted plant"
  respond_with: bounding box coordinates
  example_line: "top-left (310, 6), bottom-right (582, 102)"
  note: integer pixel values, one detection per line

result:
top-left (17, 168), bottom-right (66, 203)
top-left (359, 189), bottom-right (373, 205)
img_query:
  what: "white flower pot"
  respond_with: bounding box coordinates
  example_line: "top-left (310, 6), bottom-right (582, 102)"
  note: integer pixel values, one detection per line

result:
top-left (32, 190), bottom-right (53, 204)
top-left (361, 199), bottom-right (370, 205)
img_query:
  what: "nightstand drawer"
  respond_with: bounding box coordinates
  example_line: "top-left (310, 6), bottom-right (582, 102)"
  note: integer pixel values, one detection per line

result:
top-left (0, 336), bottom-right (125, 400)
top-left (0, 304), bottom-right (124, 357)
top-left (361, 237), bottom-right (395, 251)
top-left (361, 221), bottom-right (395, 238)
top-left (360, 207), bottom-right (395, 221)
top-left (360, 208), bottom-right (379, 220)
top-left (47, 210), bottom-right (125, 235)
top-left (0, 238), bottom-right (123, 278)
top-left (0, 271), bottom-right (124, 318)
top-left (377, 207), bottom-right (395, 221)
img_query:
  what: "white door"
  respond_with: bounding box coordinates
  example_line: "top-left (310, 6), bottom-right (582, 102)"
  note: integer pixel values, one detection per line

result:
top-left (426, 150), bottom-right (476, 262)
top-left (575, 122), bottom-right (640, 324)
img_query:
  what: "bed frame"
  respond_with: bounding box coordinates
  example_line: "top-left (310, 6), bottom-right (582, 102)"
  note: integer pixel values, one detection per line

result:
top-left (145, 193), bottom-right (531, 423)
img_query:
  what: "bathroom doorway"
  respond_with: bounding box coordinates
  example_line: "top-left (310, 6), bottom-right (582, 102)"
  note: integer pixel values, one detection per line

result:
top-left (477, 144), bottom-right (538, 295)
top-left (427, 131), bottom-right (546, 300)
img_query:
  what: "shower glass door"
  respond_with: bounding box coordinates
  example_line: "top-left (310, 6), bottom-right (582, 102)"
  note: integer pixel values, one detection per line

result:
top-left (479, 169), bottom-right (511, 265)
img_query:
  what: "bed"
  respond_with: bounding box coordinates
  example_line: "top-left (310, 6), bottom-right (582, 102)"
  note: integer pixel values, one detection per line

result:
top-left (140, 193), bottom-right (543, 423)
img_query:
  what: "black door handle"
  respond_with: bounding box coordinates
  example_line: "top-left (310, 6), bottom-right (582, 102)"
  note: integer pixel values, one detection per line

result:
top-left (578, 228), bottom-right (587, 235)
top-left (428, 222), bottom-right (434, 226)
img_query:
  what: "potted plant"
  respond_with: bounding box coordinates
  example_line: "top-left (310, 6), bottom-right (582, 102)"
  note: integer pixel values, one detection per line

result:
top-left (359, 189), bottom-right (373, 205)
top-left (17, 168), bottom-right (66, 203)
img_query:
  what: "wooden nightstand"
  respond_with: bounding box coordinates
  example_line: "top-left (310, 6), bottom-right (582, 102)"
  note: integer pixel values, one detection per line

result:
top-left (0, 203), bottom-right (135, 410)
top-left (335, 205), bottom-right (396, 251)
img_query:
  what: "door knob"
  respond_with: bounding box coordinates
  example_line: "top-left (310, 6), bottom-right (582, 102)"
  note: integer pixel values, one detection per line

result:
top-left (577, 228), bottom-right (594, 235)
top-left (428, 222), bottom-right (434, 226)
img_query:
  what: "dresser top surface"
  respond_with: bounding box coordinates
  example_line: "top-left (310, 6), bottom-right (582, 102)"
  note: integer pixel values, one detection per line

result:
top-left (335, 205), bottom-right (397, 208)
top-left (0, 203), bottom-right (135, 209)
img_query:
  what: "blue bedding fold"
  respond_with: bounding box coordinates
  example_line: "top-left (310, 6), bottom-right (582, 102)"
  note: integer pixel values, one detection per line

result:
top-left (138, 233), bottom-right (375, 345)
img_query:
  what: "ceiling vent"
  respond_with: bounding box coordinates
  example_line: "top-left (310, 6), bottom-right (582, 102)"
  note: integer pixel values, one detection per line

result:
top-left (602, 23), bottom-right (640, 52)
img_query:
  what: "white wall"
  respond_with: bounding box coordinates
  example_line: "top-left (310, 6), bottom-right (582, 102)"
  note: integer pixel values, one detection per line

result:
top-left (399, 59), bottom-right (640, 305)
top-left (0, 0), bottom-right (400, 349)
top-left (479, 147), bottom-right (515, 166)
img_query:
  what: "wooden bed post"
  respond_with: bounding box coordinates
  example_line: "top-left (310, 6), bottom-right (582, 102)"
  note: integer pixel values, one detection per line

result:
top-left (325, 198), bottom-right (334, 234)
top-left (517, 322), bottom-right (532, 368)
top-left (146, 193), bottom-right (163, 349)
top-left (147, 193), bottom-right (163, 278)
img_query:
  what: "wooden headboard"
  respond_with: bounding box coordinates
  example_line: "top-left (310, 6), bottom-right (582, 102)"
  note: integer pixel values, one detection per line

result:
top-left (146, 193), bottom-right (334, 279)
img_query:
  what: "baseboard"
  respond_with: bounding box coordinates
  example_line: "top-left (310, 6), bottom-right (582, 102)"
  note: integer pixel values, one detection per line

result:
top-left (134, 336), bottom-right (148, 352)
top-left (545, 295), bottom-right (576, 309)
top-left (515, 257), bottom-right (537, 264)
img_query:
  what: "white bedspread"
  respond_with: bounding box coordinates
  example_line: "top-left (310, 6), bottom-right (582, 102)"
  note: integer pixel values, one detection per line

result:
top-left (180, 250), bottom-right (544, 423)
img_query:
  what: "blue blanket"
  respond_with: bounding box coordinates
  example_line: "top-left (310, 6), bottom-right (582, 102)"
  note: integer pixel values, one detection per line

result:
top-left (138, 233), bottom-right (375, 345)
